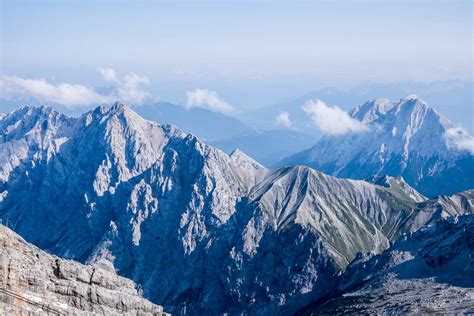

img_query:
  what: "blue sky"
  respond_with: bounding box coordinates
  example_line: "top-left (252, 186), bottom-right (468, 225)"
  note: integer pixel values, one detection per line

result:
top-left (1, 0), bottom-right (473, 111)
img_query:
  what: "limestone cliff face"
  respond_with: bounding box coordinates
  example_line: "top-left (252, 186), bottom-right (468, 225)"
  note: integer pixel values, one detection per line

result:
top-left (0, 224), bottom-right (168, 315)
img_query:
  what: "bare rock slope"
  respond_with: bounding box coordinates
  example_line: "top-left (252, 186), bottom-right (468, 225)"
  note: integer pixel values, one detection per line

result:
top-left (0, 224), bottom-right (168, 315)
top-left (301, 214), bottom-right (474, 314)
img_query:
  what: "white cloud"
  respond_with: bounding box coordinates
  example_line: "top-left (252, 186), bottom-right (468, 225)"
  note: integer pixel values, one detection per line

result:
top-left (302, 100), bottom-right (368, 135)
top-left (98, 67), bottom-right (119, 83)
top-left (275, 112), bottom-right (292, 128)
top-left (0, 75), bottom-right (112, 107)
top-left (117, 72), bottom-right (151, 104)
top-left (444, 127), bottom-right (474, 154)
top-left (185, 89), bottom-right (234, 114)
top-left (0, 68), bottom-right (151, 107)
top-left (99, 67), bottom-right (151, 104)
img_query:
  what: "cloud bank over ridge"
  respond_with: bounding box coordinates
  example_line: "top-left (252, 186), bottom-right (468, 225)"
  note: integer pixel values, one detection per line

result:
top-left (302, 100), bottom-right (368, 135)
top-left (0, 67), bottom-right (151, 107)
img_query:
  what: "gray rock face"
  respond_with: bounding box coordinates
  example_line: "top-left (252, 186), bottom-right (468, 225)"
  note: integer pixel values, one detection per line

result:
top-left (1, 104), bottom-right (473, 314)
top-left (0, 224), bottom-right (168, 315)
top-left (280, 96), bottom-right (474, 197)
top-left (302, 214), bottom-right (474, 314)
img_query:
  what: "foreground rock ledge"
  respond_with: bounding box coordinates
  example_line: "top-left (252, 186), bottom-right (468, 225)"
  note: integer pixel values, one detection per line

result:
top-left (0, 224), bottom-right (169, 315)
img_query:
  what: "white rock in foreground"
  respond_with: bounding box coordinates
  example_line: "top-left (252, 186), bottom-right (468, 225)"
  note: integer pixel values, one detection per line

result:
top-left (0, 224), bottom-right (169, 315)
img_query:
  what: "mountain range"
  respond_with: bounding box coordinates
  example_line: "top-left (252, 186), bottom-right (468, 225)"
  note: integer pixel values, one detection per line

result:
top-left (243, 80), bottom-right (474, 136)
top-left (1, 103), bottom-right (473, 314)
top-left (0, 101), bottom-right (315, 167)
top-left (280, 95), bottom-right (474, 198)
top-left (134, 103), bottom-right (316, 166)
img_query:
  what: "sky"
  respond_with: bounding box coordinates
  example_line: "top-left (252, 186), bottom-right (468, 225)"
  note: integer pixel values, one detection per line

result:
top-left (1, 0), bottom-right (473, 113)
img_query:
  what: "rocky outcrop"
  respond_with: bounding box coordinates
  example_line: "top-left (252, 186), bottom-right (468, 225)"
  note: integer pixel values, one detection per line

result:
top-left (301, 215), bottom-right (474, 314)
top-left (0, 224), bottom-right (169, 315)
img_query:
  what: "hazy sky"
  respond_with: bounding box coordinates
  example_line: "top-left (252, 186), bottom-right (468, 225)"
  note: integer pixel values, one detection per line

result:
top-left (1, 0), bottom-right (473, 108)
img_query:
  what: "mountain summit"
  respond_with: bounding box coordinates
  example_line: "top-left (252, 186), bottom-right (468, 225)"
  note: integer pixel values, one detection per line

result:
top-left (280, 96), bottom-right (474, 197)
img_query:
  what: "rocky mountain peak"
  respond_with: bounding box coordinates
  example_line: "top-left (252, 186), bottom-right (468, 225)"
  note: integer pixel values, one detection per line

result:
top-left (371, 175), bottom-right (427, 202)
top-left (400, 93), bottom-right (420, 102)
top-left (280, 96), bottom-right (473, 197)
top-left (230, 148), bottom-right (265, 170)
top-left (351, 98), bottom-right (395, 123)
top-left (1, 105), bottom-right (71, 138)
